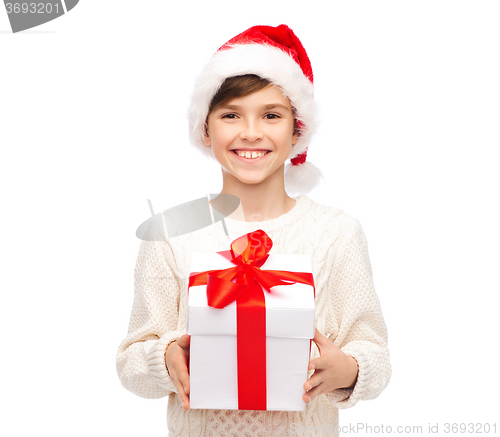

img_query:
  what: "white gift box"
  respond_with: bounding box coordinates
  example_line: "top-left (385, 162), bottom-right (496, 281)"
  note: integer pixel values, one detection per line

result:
top-left (187, 250), bottom-right (315, 411)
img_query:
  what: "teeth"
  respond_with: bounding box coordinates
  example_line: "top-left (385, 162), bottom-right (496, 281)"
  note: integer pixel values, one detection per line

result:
top-left (235, 150), bottom-right (268, 159)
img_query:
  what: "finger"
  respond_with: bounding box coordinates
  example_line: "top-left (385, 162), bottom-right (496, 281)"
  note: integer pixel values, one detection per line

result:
top-left (303, 381), bottom-right (325, 403)
top-left (170, 369), bottom-right (190, 409)
top-left (308, 355), bottom-right (329, 371)
top-left (174, 374), bottom-right (190, 409)
top-left (169, 352), bottom-right (191, 408)
top-left (177, 366), bottom-right (191, 397)
top-left (303, 369), bottom-right (324, 392)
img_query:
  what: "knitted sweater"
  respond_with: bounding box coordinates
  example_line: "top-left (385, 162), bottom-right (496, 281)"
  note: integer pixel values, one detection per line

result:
top-left (116, 194), bottom-right (391, 437)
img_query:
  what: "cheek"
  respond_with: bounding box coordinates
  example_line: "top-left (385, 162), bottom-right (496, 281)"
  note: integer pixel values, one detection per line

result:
top-left (210, 123), bottom-right (237, 144)
top-left (212, 132), bottom-right (233, 149)
top-left (272, 125), bottom-right (296, 144)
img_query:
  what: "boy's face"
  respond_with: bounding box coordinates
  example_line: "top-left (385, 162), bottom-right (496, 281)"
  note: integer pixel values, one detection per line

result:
top-left (203, 85), bottom-right (298, 187)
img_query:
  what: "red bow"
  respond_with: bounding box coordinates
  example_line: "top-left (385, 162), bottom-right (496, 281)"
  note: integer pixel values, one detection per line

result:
top-left (189, 230), bottom-right (315, 410)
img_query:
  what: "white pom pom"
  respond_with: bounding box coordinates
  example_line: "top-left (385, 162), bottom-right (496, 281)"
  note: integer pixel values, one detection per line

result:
top-left (284, 161), bottom-right (324, 197)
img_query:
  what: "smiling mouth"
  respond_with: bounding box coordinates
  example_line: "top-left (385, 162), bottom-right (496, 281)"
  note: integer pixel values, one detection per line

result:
top-left (231, 150), bottom-right (271, 159)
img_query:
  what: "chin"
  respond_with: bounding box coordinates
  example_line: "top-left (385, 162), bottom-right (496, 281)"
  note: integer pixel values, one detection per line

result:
top-left (235, 177), bottom-right (266, 186)
top-left (230, 173), bottom-right (269, 186)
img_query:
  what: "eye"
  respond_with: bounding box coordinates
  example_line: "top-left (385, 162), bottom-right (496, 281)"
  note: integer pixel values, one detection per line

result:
top-left (221, 113), bottom-right (238, 119)
top-left (264, 113), bottom-right (281, 119)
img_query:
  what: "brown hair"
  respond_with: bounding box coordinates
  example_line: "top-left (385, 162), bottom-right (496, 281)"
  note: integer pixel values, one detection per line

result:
top-left (204, 74), bottom-right (299, 136)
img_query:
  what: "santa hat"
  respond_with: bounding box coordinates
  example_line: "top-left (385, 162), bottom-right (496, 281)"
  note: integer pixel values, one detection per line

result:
top-left (187, 24), bottom-right (323, 196)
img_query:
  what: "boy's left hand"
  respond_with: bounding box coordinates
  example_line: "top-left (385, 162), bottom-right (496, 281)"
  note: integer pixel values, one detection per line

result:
top-left (303, 328), bottom-right (359, 403)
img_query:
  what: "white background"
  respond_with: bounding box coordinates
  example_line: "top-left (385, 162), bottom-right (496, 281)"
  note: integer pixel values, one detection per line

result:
top-left (1, 1), bottom-right (499, 436)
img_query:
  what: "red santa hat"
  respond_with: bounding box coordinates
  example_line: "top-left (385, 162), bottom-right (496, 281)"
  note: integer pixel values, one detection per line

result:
top-left (188, 24), bottom-right (323, 196)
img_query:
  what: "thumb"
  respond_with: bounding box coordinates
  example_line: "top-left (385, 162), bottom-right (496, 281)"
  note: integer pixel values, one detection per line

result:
top-left (177, 334), bottom-right (191, 350)
top-left (312, 328), bottom-right (327, 348)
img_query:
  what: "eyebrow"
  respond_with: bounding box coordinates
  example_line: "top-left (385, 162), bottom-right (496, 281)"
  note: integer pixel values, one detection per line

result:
top-left (218, 103), bottom-right (291, 111)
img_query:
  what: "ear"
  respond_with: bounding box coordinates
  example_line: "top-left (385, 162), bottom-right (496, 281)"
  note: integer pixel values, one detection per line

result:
top-left (292, 116), bottom-right (299, 146)
top-left (203, 121), bottom-right (211, 146)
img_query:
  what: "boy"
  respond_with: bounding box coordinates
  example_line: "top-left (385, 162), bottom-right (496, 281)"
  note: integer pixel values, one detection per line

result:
top-left (117, 24), bottom-right (391, 436)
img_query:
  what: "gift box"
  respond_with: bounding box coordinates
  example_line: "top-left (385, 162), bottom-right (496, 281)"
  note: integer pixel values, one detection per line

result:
top-left (187, 230), bottom-right (315, 411)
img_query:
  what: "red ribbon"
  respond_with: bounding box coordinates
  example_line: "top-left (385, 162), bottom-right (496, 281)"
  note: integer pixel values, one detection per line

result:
top-left (188, 230), bottom-right (315, 410)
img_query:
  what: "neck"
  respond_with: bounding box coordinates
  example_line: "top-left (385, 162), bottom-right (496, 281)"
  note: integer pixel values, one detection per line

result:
top-left (210, 166), bottom-right (296, 223)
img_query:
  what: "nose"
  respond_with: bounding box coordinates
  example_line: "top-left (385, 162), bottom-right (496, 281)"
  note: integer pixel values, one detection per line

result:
top-left (239, 120), bottom-right (263, 142)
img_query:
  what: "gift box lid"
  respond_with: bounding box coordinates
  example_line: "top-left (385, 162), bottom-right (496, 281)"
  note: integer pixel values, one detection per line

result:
top-left (187, 252), bottom-right (315, 339)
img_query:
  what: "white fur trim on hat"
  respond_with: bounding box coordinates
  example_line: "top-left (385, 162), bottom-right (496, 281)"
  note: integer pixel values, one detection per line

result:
top-left (284, 160), bottom-right (324, 197)
top-left (187, 43), bottom-right (318, 162)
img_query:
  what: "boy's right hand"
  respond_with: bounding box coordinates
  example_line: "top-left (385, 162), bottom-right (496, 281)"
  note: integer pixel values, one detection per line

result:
top-left (165, 334), bottom-right (191, 410)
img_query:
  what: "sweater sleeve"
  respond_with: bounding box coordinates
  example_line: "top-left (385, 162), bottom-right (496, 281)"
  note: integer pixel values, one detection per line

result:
top-left (325, 217), bottom-right (391, 409)
top-left (116, 233), bottom-right (185, 399)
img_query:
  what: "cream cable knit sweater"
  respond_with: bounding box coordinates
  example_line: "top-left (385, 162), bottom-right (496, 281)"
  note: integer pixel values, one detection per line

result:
top-left (116, 194), bottom-right (391, 436)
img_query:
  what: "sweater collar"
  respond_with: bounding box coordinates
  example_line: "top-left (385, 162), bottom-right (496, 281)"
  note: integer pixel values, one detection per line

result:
top-left (218, 194), bottom-right (312, 235)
